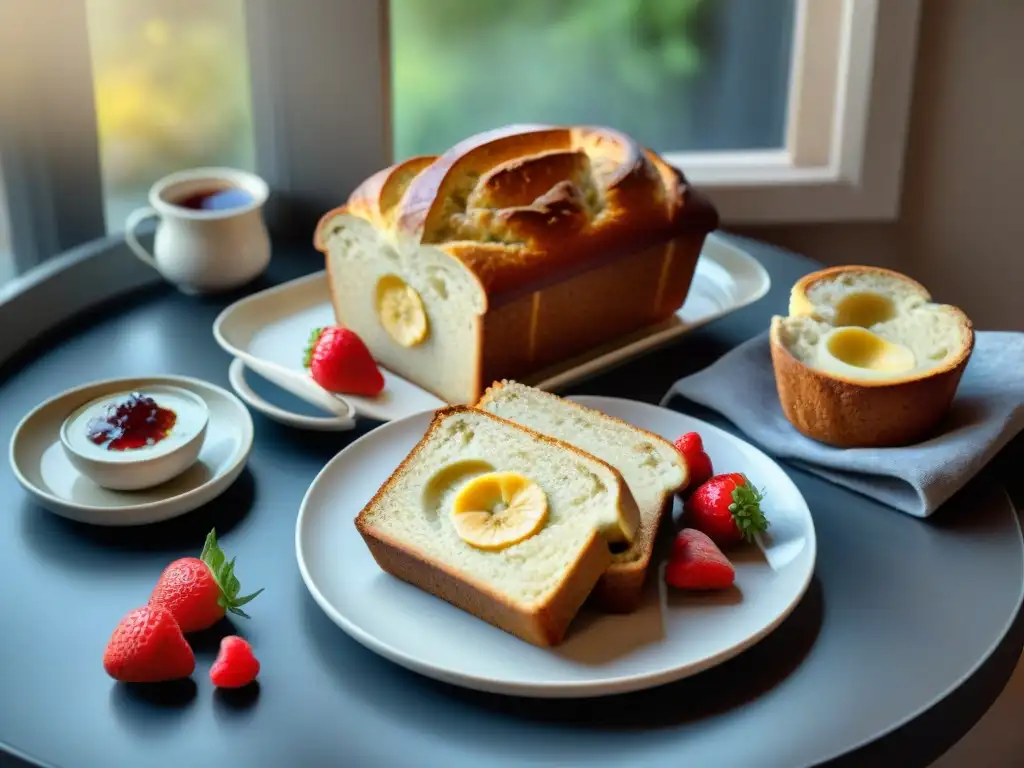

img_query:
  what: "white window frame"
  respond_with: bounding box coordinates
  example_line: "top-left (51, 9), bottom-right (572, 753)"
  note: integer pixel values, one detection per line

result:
top-left (0, 0), bottom-right (921, 273)
top-left (248, 0), bottom-right (922, 234)
top-left (665, 0), bottom-right (922, 224)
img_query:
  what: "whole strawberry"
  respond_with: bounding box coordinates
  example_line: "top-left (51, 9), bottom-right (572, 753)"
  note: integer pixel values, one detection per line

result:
top-left (673, 432), bottom-right (714, 492)
top-left (664, 528), bottom-right (735, 590)
top-left (303, 326), bottom-right (385, 397)
top-left (685, 473), bottom-right (768, 546)
top-left (210, 635), bottom-right (261, 689)
top-left (149, 529), bottom-right (263, 633)
top-left (103, 605), bottom-right (195, 683)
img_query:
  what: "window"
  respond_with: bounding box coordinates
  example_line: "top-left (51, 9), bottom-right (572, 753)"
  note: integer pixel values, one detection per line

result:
top-left (391, 0), bottom-right (796, 159)
top-left (0, 0), bottom-right (922, 284)
top-left (85, 0), bottom-right (256, 231)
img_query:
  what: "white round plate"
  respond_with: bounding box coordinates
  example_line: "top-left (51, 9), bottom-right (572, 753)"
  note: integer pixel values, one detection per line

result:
top-left (9, 375), bottom-right (254, 526)
top-left (296, 396), bottom-right (817, 698)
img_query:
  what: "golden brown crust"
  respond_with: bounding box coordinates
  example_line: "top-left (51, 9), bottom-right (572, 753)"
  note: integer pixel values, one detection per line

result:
top-left (313, 124), bottom-right (718, 307)
top-left (588, 494), bottom-right (673, 613)
top-left (354, 405), bottom-right (640, 644)
top-left (313, 125), bottom-right (715, 405)
top-left (313, 156), bottom-right (435, 251)
top-left (360, 517), bottom-right (610, 647)
top-left (466, 149), bottom-right (590, 211)
top-left (397, 125), bottom-right (574, 242)
top-left (769, 309), bottom-right (975, 448)
top-left (654, 232), bottom-right (703, 319)
top-left (474, 381), bottom-right (687, 613)
top-left (460, 230), bottom-right (704, 406)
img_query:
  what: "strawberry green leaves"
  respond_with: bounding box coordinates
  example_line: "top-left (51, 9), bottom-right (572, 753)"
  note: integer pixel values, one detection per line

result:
top-left (200, 529), bottom-right (264, 620)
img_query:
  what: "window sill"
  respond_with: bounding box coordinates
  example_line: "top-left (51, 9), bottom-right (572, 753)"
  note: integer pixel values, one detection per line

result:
top-left (672, 152), bottom-right (902, 225)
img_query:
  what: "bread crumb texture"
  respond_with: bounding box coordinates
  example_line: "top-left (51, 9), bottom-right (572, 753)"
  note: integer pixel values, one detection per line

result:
top-left (477, 381), bottom-right (684, 565)
top-left (360, 409), bottom-right (627, 606)
top-left (777, 269), bottom-right (969, 378)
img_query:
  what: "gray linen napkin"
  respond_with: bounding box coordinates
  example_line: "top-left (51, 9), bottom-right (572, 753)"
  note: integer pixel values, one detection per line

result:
top-left (660, 330), bottom-right (1024, 517)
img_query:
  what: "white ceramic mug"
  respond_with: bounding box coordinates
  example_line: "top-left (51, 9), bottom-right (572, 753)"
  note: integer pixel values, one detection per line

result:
top-left (125, 167), bottom-right (271, 294)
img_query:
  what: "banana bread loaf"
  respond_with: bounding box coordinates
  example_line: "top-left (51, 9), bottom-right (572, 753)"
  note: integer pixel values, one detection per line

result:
top-left (314, 124), bottom-right (719, 404)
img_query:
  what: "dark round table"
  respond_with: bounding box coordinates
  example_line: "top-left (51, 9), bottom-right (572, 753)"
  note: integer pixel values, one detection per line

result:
top-left (0, 234), bottom-right (1021, 768)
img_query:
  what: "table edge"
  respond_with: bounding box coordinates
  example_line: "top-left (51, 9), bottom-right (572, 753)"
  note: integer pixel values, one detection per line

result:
top-left (821, 486), bottom-right (1024, 766)
top-left (1, 233), bottom-right (1020, 768)
top-left (0, 235), bottom-right (160, 371)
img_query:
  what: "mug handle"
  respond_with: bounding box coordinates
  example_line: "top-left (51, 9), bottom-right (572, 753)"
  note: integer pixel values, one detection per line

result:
top-left (124, 206), bottom-right (160, 269)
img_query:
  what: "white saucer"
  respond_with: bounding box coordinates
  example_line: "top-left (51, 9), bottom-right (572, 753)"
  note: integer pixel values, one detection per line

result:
top-left (296, 396), bottom-right (817, 698)
top-left (9, 375), bottom-right (254, 526)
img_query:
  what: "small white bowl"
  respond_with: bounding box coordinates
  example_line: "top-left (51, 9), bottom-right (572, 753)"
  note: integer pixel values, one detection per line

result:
top-left (59, 385), bottom-right (209, 491)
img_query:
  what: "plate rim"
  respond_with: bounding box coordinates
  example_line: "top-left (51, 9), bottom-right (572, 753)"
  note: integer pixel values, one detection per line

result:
top-left (295, 396), bottom-right (817, 698)
top-left (8, 374), bottom-right (255, 522)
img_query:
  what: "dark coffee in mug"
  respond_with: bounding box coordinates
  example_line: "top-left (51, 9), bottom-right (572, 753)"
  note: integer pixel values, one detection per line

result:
top-left (173, 186), bottom-right (254, 212)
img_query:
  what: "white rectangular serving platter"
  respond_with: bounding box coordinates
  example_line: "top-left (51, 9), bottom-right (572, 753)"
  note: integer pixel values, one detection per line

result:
top-left (213, 233), bottom-right (770, 426)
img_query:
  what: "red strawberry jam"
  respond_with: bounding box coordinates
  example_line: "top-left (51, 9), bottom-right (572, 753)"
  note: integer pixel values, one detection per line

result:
top-left (86, 392), bottom-right (177, 452)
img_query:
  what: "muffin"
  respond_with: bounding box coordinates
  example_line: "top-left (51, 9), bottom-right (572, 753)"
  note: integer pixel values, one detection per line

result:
top-left (770, 265), bottom-right (974, 448)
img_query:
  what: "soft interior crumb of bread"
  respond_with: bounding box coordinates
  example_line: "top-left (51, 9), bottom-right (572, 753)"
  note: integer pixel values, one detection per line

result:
top-left (778, 270), bottom-right (968, 376)
top-left (801, 270), bottom-right (929, 322)
top-left (360, 409), bottom-right (628, 606)
top-left (323, 215), bottom-right (488, 404)
top-left (477, 381), bottom-right (684, 565)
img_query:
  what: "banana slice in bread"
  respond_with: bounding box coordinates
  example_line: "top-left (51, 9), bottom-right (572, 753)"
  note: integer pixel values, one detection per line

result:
top-left (450, 472), bottom-right (549, 551)
top-left (770, 265), bottom-right (974, 448)
top-left (375, 274), bottom-right (429, 347)
top-left (355, 406), bottom-right (641, 647)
